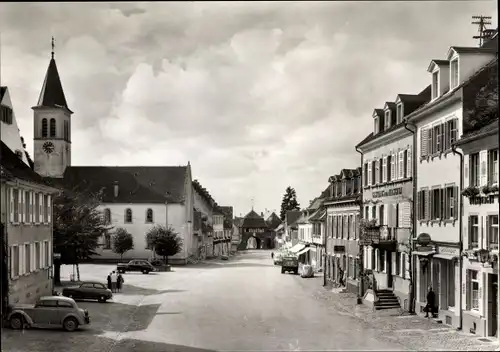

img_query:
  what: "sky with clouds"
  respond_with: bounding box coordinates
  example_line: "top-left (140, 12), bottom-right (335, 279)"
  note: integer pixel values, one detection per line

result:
top-left (0, 1), bottom-right (497, 217)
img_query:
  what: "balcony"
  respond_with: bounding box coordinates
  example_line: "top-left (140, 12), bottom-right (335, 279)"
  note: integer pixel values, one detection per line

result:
top-left (360, 225), bottom-right (397, 250)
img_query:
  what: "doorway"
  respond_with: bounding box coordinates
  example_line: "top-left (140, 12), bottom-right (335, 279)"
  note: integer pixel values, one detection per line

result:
top-left (432, 260), bottom-right (440, 309)
top-left (387, 251), bottom-right (393, 289)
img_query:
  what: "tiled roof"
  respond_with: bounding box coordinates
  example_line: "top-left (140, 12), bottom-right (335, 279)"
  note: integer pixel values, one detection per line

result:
top-left (45, 166), bottom-right (187, 203)
top-left (430, 59), bottom-right (450, 66)
top-left (266, 212), bottom-right (282, 229)
top-left (309, 208), bottom-right (326, 222)
top-left (0, 140), bottom-right (57, 189)
top-left (451, 46), bottom-right (497, 54)
top-left (373, 109), bottom-right (384, 118)
top-left (385, 102), bottom-right (396, 109)
top-left (0, 86), bottom-right (6, 101)
top-left (324, 193), bottom-right (361, 205)
top-left (242, 209), bottom-right (268, 228)
top-left (455, 118), bottom-right (499, 146)
top-left (36, 58), bottom-right (72, 113)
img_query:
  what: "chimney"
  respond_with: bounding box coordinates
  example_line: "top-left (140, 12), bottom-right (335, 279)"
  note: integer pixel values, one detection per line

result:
top-left (114, 181), bottom-right (119, 198)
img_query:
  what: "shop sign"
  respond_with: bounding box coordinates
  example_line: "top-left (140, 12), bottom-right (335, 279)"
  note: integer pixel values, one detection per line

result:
top-left (373, 187), bottom-right (403, 198)
top-left (334, 245), bottom-right (345, 253)
top-left (437, 246), bottom-right (460, 257)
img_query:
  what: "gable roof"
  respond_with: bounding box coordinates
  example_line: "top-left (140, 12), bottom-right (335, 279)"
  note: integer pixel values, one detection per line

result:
top-left (285, 210), bottom-right (302, 227)
top-left (35, 58), bottom-right (72, 113)
top-left (372, 109), bottom-right (384, 118)
top-left (1, 140), bottom-right (58, 191)
top-left (242, 209), bottom-right (268, 228)
top-left (0, 86), bottom-right (6, 102)
top-left (45, 166), bottom-right (187, 204)
top-left (455, 118), bottom-right (498, 146)
top-left (266, 212), bottom-right (282, 229)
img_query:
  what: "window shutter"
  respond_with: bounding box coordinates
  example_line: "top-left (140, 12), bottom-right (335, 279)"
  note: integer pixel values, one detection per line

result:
top-left (466, 216), bottom-right (471, 248)
top-left (9, 188), bottom-right (14, 223)
top-left (375, 160), bottom-right (379, 184)
top-left (407, 148), bottom-right (412, 177)
top-left (466, 270), bottom-right (471, 310)
top-left (428, 127), bottom-right (434, 155)
top-left (480, 150), bottom-right (488, 186)
top-left (20, 191), bottom-right (25, 223)
top-left (486, 216), bottom-right (490, 248)
top-left (421, 128), bottom-right (428, 157)
top-left (398, 151), bottom-right (404, 179)
top-left (47, 195), bottom-right (52, 223)
top-left (452, 186), bottom-right (458, 219)
top-left (383, 206), bottom-right (388, 226)
top-left (425, 189), bottom-right (430, 220)
top-left (397, 203), bottom-right (403, 227)
top-left (39, 193), bottom-right (43, 223)
top-left (438, 188), bottom-right (444, 220)
top-left (355, 214), bottom-right (359, 239)
top-left (403, 202), bottom-right (411, 228)
top-left (390, 154), bottom-right (395, 180)
top-left (391, 252), bottom-right (397, 275)
top-left (19, 245), bottom-right (24, 276)
top-left (444, 121), bottom-right (450, 150)
top-left (368, 162), bottom-right (372, 186)
top-left (382, 157), bottom-right (387, 182)
top-left (31, 244), bottom-right (35, 271)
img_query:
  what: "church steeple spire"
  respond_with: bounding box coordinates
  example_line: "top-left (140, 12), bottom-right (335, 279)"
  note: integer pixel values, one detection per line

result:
top-left (35, 37), bottom-right (72, 113)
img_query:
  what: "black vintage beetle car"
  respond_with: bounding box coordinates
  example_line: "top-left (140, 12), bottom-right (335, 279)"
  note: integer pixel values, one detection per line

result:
top-left (62, 281), bottom-right (112, 303)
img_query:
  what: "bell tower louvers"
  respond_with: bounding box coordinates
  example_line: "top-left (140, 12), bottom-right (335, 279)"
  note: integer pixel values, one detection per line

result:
top-left (33, 38), bottom-right (73, 178)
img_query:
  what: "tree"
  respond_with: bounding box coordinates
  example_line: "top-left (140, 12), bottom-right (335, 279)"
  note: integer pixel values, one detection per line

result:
top-left (145, 225), bottom-right (183, 265)
top-left (279, 186), bottom-right (300, 221)
top-left (465, 62), bottom-right (498, 130)
top-left (112, 228), bottom-right (134, 260)
top-left (53, 189), bottom-right (112, 285)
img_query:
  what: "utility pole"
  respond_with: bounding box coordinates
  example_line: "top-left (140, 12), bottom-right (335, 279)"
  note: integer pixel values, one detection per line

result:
top-left (472, 15), bottom-right (492, 47)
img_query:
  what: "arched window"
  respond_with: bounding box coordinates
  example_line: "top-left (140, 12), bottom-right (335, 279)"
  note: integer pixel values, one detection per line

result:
top-left (125, 208), bottom-right (132, 223)
top-left (103, 208), bottom-right (111, 224)
top-left (41, 118), bottom-right (48, 137)
top-left (146, 208), bottom-right (153, 223)
top-left (50, 118), bottom-right (56, 137)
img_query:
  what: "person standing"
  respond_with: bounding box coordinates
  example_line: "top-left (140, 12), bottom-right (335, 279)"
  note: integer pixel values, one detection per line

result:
top-left (425, 286), bottom-right (436, 318)
top-left (117, 273), bottom-right (124, 292)
top-left (107, 273), bottom-right (112, 290)
top-left (111, 271), bottom-right (118, 293)
top-left (271, 252), bottom-right (274, 259)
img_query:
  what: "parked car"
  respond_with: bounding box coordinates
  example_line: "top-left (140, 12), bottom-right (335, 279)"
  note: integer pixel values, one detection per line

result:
top-left (117, 260), bottom-right (155, 274)
top-left (281, 256), bottom-right (299, 274)
top-left (62, 281), bottom-right (112, 303)
top-left (7, 296), bottom-right (90, 332)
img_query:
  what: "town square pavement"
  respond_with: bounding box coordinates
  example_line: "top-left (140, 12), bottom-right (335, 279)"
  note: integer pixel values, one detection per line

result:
top-left (2, 250), bottom-right (498, 351)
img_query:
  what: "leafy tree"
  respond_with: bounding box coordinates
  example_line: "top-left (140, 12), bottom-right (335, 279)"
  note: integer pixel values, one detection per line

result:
top-left (279, 186), bottom-right (300, 221)
top-left (53, 189), bottom-right (112, 285)
top-left (112, 228), bottom-right (134, 260)
top-left (145, 225), bottom-right (183, 265)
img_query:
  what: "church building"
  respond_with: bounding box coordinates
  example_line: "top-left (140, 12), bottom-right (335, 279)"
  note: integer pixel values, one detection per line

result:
top-left (32, 44), bottom-right (212, 264)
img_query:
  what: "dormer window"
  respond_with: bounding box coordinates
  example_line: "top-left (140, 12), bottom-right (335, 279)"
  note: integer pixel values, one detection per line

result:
top-left (432, 71), bottom-right (439, 99)
top-left (374, 117), bottom-right (379, 134)
top-left (396, 104), bottom-right (403, 123)
top-left (450, 59), bottom-right (459, 89)
top-left (384, 110), bottom-right (391, 130)
top-left (342, 180), bottom-right (346, 196)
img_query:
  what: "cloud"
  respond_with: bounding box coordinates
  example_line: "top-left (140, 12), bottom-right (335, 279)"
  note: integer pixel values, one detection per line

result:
top-left (1, 1), bottom-right (497, 215)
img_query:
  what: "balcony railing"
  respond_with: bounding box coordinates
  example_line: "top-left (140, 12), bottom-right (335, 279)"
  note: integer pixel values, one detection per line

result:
top-left (361, 225), bottom-right (396, 246)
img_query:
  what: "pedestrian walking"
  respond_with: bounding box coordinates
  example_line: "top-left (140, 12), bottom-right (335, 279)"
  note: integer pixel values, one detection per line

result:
top-left (425, 286), bottom-right (436, 318)
top-left (111, 271), bottom-right (118, 293)
top-left (117, 273), bottom-right (124, 292)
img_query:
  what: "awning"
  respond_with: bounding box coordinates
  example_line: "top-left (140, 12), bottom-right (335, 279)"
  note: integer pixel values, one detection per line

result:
top-left (433, 253), bottom-right (458, 260)
top-left (412, 251), bottom-right (436, 256)
top-left (297, 247), bottom-right (311, 256)
top-left (290, 243), bottom-right (306, 253)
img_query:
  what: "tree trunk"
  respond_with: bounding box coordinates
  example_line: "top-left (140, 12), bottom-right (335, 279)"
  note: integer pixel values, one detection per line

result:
top-left (54, 261), bottom-right (62, 286)
top-left (76, 263), bottom-right (81, 282)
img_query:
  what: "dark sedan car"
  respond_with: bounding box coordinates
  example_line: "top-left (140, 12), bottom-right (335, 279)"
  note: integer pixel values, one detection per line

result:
top-left (62, 281), bottom-right (112, 303)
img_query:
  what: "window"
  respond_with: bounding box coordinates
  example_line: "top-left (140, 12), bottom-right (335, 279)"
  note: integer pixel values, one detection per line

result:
top-left (488, 215), bottom-right (499, 250)
top-left (470, 153), bottom-right (480, 187)
top-left (11, 246), bottom-right (19, 277)
top-left (125, 208), bottom-right (132, 223)
top-left (432, 124), bottom-right (443, 154)
top-left (365, 207), bottom-right (369, 220)
top-left (371, 161), bottom-right (376, 185)
top-left (469, 215), bottom-right (479, 248)
top-left (379, 205), bottom-right (384, 226)
top-left (43, 195), bottom-right (48, 223)
top-left (146, 208), bottom-right (154, 223)
top-left (444, 186), bottom-right (458, 219)
top-left (431, 188), bottom-right (442, 220)
top-left (470, 270), bottom-right (479, 310)
top-left (103, 208), bottom-right (111, 224)
top-left (24, 191), bottom-right (30, 222)
top-left (378, 158), bottom-right (383, 183)
top-left (398, 151), bottom-right (404, 179)
top-left (1, 106), bottom-right (13, 124)
top-left (37, 300), bottom-right (58, 308)
top-left (488, 149), bottom-right (499, 185)
top-left (44, 241), bottom-right (49, 267)
top-left (94, 283), bottom-right (106, 289)
top-left (58, 301), bottom-right (74, 308)
top-left (432, 71), bottom-right (439, 99)
top-left (41, 118), bottom-right (48, 138)
top-left (380, 250), bottom-right (386, 273)
top-left (385, 111), bottom-right (391, 130)
top-left (444, 119), bottom-right (458, 150)
top-left (374, 161), bottom-right (379, 185)
top-left (13, 189), bottom-right (19, 223)
top-left (104, 234), bottom-right (112, 249)
top-left (403, 150), bottom-right (408, 177)
top-left (382, 157), bottom-right (387, 183)
top-left (396, 104), bottom-right (403, 123)
top-left (364, 163), bottom-right (368, 186)
top-left (374, 117), bottom-right (379, 134)
top-left (450, 59), bottom-right (459, 88)
top-left (25, 244), bottom-right (30, 273)
top-left (342, 180), bottom-right (346, 196)
top-left (371, 206), bottom-right (376, 220)
top-left (49, 118), bottom-right (56, 137)
top-left (417, 189), bottom-right (428, 220)
top-left (35, 242), bottom-right (41, 270)
top-left (388, 155), bottom-right (393, 181)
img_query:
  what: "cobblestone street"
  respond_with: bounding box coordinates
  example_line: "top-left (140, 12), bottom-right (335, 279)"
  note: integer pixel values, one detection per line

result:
top-left (2, 250), bottom-right (498, 351)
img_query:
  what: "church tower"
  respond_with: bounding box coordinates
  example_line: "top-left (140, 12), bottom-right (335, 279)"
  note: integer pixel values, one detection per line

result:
top-left (33, 38), bottom-right (72, 178)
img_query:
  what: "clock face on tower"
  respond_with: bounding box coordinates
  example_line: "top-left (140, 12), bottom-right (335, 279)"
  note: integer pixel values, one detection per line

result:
top-left (42, 142), bottom-right (55, 154)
